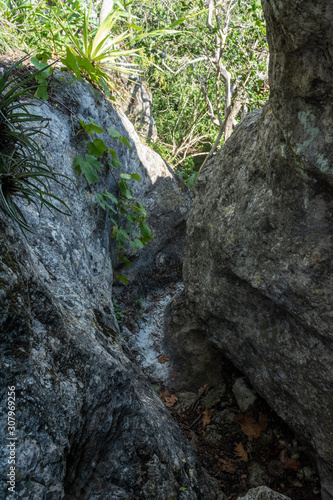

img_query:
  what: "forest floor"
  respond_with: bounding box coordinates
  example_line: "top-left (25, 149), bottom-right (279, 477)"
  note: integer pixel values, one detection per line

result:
top-left (119, 283), bottom-right (321, 500)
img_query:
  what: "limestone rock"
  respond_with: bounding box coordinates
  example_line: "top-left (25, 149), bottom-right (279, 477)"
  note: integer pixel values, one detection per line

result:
top-left (178, 0), bottom-right (333, 497)
top-left (0, 75), bottom-right (216, 499)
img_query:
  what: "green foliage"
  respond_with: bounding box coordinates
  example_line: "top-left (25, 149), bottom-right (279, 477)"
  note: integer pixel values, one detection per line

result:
top-left (1, 0), bottom-right (181, 98)
top-left (0, 56), bottom-right (70, 232)
top-left (74, 117), bottom-right (152, 285)
top-left (0, 15), bottom-right (19, 53)
top-left (1, 0), bottom-right (88, 60)
top-left (56, 0), bottom-right (141, 96)
top-left (134, 0), bottom-right (268, 180)
top-left (30, 56), bottom-right (53, 101)
top-left (112, 298), bottom-right (125, 323)
top-left (55, 0), bottom-right (179, 96)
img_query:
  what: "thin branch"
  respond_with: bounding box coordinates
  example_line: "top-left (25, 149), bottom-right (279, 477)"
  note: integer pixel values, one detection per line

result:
top-left (206, 0), bottom-right (214, 29)
top-left (195, 72), bottom-right (220, 127)
top-left (160, 56), bottom-right (207, 76)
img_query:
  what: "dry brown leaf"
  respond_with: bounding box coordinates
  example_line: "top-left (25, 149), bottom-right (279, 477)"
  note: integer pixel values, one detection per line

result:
top-left (218, 459), bottom-right (236, 474)
top-left (198, 384), bottom-right (210, 397)
top-left (279, 448), bottom-right (289, 464)
top-left (240, 417), bottom-right (261, 439)
top-left (164, 395), bottom-right (177, 407)
top-left (259, 412), bottom-right (268, 432)
top-left (234, 442), bottom-right (248, 462)
top-left (279, 448), bottom-right (301, 471)
top-left (158, 355), bottom-right (170, 364)
top-left (282, 458), bottom-right (301, 471)
top-left (160, 390), bottom-right (171, 400)
top-left (160, 390), bottom-right (178, 407)
top-left (202, 408), bottom-right (212, 429)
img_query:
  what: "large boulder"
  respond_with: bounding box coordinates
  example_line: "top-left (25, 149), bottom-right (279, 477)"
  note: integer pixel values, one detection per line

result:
top-left (0, 74), bottom-right (216, 499)
top-left (177, 0), bottom-right (333, 498)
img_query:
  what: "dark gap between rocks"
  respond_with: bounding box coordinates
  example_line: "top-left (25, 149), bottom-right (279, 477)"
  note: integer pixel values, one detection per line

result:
top-left (116, 282), bottom-right (321, 500)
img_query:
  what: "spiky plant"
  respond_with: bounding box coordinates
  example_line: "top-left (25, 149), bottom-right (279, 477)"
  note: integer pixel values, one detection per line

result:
top-left (0, 55), bottom-right (70, 232)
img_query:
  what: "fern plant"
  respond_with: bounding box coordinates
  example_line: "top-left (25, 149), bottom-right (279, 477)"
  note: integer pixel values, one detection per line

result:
top-left (0, 56), bottom-right (70, 232)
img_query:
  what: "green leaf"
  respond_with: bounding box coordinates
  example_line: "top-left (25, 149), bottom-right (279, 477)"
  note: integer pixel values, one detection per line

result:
top-left (130, 173), bottom-right (141, 182)
top-left (120, 173), bottom-right (131, 180)
top-left (76, 54), bottom-right (96, 76)
top-left (108, 149), bottom-right (123, 168)
top-left (107, 126), bottom-right (131, 148)
top-left (95, 193), bottom-right (117, 212)
top-left (87, 138), bottom-right (108, 157)
top-left (119, 180), bottom-right (132, 199)
top-left (73, 154), bottom-right (102, 183)
top-left (107, 126), bottom-right (123, 139)
top-left (127, 213), bottom-right (136, 224)
top-left (117, 253), bottom-right (131, 267)
top-left (127, 24), bottom-right (143, 31)
top-left (98, 77), bottom-right (111, 97)
top-left (139, 222), bottom-right (152, 241)
top-left (103, 191), bottom-right (118, 204)
top-left (61, 47), bottom-right (82, 81)
top-left (34, 84), bottom-right (48, 101)
top-left (79, 118), bottom-right (105, 136)
top-left (117, 227), bottom-right (130, 241)
top-left (115, 273), bottom-right (129, 285)
top-left (120, 136), bottom-right (131, 148)
top-left (31, 56), bottom-right (51, 75)
top-left (129, 238), bottom-right (144, 249)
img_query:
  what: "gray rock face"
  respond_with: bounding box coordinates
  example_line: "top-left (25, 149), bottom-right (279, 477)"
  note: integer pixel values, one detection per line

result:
top-left (177, 0), bottom-right (333, 498)
top-left (237, 486), bottom-right (291, 500)
top-left (121, 75), bottom-right (158, 142)
top-left (263, 0), bottom-right (333, 185)
top-left (0, 75), bottom-right (217, 499)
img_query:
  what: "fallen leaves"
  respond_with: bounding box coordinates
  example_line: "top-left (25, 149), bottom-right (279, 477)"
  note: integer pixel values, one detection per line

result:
top-left (279, 448), bottom-right (301, 471)
top-left (202, 408), bottom-right (212, 429)
top-left (219, 458), bottom-right (236, 474)
top-left (259, 412), bottom-right (268, 432)
top-left (158, 355), bottom-right (170, 364)
top-left (235, 412), bottom-right (268, 439)
top-left (160, 390), bottom-right (178, 407)
top-left (234, 442), bottom-right (248, 461)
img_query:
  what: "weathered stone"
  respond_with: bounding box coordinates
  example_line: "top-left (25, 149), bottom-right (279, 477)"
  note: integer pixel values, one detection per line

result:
top-left (297, 466), bottom-right (316, 482)
top-left (248, 463), bottom-right (269, 488)
top-left (237, 486), bottom-right (291, 500)
top-left (201, 384), bottom-right (227, 409)
top-left (173, 392), bottom-right (198, 413)
top-left (165, 292), bottom-right (223, 392)
top-left (232, 378), bottom-right (257, 413)
top-left (176, 0), bottom-right (333, 498)
top-left (121, 75), bottom-right (158, 142)
top-left (0, 75), bottom-right (218, 499)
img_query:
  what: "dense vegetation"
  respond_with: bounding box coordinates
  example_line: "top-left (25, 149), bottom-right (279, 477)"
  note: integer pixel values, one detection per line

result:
top-left (134, 0), bottom-right (268, 182)
top-left (0, 0), bottom-right (268, 182)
